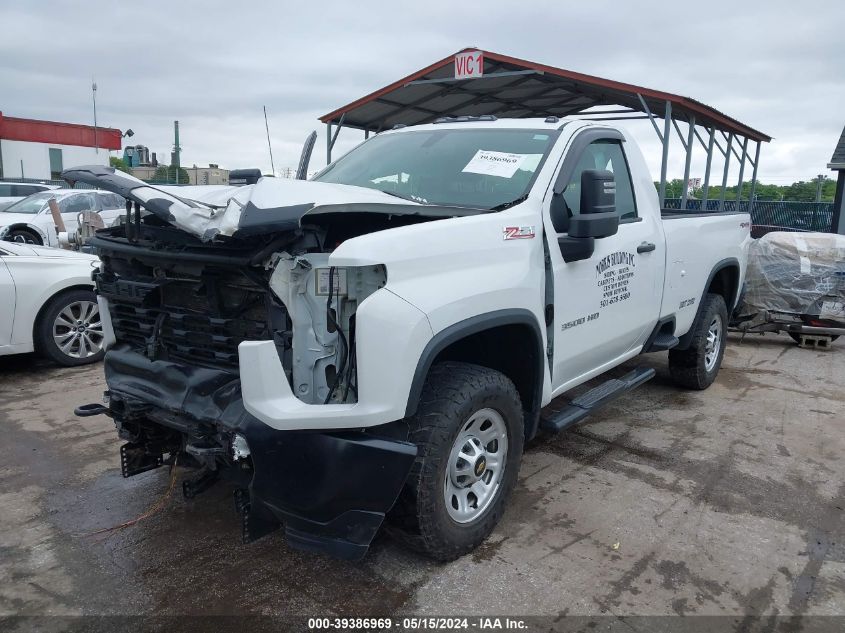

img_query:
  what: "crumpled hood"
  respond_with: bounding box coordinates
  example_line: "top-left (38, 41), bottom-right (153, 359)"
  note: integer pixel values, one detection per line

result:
top-left (61, 165), bottom-right (427, 241)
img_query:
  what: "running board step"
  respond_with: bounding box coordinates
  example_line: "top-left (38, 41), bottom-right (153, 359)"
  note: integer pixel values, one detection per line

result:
top-left (649, 333), bottom-right (680, 351)
top-left (540, 367), bottom-right (656, 434)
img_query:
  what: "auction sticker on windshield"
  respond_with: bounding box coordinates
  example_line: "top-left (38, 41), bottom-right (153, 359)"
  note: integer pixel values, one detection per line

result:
top-left (462, 150), bottom-right (527, 178)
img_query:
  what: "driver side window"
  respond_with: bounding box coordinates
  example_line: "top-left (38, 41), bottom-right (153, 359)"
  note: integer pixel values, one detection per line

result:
top-left (59, 194), bottom-right (95, 215)
top-left (558, 139), bottom-right (638, 228)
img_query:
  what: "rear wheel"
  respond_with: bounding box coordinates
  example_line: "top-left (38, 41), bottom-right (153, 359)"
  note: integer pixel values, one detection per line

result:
top-left (668, 293), bottom-right (728, 390)
top-left (35, 289), bottom-right (105, 366)
top-left (389, 362), bottom-right (524, 561)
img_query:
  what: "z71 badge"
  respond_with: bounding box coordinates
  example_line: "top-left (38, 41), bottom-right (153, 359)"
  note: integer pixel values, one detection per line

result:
top-left (503, 226), bottom-right (535, 240)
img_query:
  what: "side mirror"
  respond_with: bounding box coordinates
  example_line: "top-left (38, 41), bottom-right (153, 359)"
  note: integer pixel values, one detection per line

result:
top-left (580, 169), bottom-right (616, 215)
top-left (568, 212), bottom-right (619, 239)
top-left (570, 169), bottom-right (618, 238)
top-left (557, 170), bottom-right (620, 262)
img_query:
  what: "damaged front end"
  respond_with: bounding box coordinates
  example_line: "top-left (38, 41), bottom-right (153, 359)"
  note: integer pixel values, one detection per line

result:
top-left (69, 168), bottom-right (430, 559)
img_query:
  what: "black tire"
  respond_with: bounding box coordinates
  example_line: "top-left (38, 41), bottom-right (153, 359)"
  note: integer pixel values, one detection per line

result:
top-left (389, 362), bottom-right (524, 561)
top-left (4, 228), bottom-right (43, 245)
top-left (35, 289), bottom-right (105, 366)
top-left (668, 293), bottom-right (728, 390)
top-left (788, 333), bottom-right (839, 344)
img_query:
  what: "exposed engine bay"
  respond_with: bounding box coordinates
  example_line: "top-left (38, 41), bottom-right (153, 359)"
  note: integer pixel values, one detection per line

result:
top-left (92, 204), bottom-right (402, 448)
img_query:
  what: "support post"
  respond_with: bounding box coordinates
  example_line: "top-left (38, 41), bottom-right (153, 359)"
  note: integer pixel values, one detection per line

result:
top-left (735, 137), bottom-right (749, 210)
top-left (326, 122), bottom-right (332, 164)
top-left (718, 133), bottom-right (734, 211)
top-left (720, 131), bottom-right (743, 162)
top-left (701, 128), bottom-right (715, 211)
top-left (326, 113), bottom-right (346, 165)
top-left (681, 116), bottom-right (695, 210)
top-left (832, 171), bottom-right (845, 234)
top-left (658, 101), bottom-right (672, 208)
top-left (748, 142), bottom-right (761, 215)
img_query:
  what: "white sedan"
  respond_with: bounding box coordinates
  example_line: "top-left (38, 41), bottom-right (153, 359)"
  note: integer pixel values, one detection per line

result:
top-left (0, 241), bottom-right (106, 366)
top-left (0, 181), bottom-right (59, 211)
top-left (0, 189), bottom-right (126, 247)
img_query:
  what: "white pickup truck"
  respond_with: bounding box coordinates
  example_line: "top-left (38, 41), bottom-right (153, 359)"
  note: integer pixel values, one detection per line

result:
top-left (69, 116), bottom-right (750, 561)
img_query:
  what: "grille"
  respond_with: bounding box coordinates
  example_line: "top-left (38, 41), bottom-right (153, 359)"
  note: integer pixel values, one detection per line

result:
top-left (100, 273), bottom-right (271, 371)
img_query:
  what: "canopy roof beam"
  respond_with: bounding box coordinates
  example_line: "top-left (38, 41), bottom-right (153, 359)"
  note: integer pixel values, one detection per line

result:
top-left (405, 69), bottom-right (543, 86)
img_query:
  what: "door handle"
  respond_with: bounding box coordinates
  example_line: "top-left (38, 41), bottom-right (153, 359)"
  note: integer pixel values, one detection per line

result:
top-left (637, 242), bottom-right (656, 253)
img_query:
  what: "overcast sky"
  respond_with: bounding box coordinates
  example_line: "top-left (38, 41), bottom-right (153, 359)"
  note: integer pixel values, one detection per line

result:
top-left (1, 0), bottom-right (842, 184)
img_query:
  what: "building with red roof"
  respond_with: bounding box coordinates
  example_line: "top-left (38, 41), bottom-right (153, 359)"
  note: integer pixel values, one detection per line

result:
top-left (0, 111), bottom-right (122, 181)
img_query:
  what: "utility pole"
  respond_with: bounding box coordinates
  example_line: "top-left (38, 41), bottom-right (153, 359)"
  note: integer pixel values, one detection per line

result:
top-left (815, 174), bottom-right (825, 203)
top-left (172, 121), bottom-right (181, 185)
top-left (92, 79), bottom-right (98, 154)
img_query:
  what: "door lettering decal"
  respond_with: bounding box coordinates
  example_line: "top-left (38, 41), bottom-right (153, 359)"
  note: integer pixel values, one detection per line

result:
top-left (596, 251), bottom-right (636, 309)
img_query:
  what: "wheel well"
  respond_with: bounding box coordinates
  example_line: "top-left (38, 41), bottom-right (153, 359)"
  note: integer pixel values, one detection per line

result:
top-left (427, 323), bottom-right (543, 440)
top-left (706, 264), bottom-right (739, 310)
top-left (676, 261), bottom-right (740, 351)
top-left (32, 285), bottom-right (95, 343)
top-left (3, 223), bottom-right (44, 245)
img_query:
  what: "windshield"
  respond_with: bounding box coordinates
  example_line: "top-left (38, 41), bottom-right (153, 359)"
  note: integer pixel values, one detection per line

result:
top-left (313, 128), bottom-right (558, 209)
top-left (3, 191), bottom-right (56, 214)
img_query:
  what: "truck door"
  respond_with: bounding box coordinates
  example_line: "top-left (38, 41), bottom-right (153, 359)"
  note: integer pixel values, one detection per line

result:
top-left (543, 130), bottom-right (663, 393)
top-left (0, 255), bottom-right (15, 349)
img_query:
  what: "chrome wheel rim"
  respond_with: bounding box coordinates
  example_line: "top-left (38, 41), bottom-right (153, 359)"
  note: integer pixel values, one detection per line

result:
top-left (444, 408), bottom-right (508, 524)
top-left (704, 314), bottom-right (723, 372)
top-left (53, 300), bottom-right (104, 359)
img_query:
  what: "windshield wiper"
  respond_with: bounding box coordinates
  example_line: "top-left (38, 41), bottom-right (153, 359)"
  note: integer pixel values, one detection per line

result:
top-left (489, 194), bottom-right (529, 212)
top-left (377, 190), bottom-right (424, 204)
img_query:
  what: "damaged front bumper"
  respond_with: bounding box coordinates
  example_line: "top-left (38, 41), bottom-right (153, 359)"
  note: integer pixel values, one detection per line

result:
top-left (239, 418), bottom-right (416, 559)
top-left (84, 347), bottom-right (417, 560)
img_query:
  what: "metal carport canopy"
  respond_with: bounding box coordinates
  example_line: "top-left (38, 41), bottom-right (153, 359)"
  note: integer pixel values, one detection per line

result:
top-left (319, 48), bottom-right (770, 141)
top-left (318, 48), bottom-right (771, 211)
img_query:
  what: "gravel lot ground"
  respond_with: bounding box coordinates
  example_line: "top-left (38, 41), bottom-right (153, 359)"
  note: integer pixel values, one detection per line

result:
top-left (1, 333), bottom-right (843, 624)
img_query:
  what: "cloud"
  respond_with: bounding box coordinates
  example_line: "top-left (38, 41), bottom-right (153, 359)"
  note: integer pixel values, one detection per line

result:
top-left (1, 0), bottom-right (842, 183)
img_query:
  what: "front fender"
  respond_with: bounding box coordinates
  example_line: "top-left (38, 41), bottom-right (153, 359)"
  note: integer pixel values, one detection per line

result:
top-left (239, 287), bottom-right (434, 431)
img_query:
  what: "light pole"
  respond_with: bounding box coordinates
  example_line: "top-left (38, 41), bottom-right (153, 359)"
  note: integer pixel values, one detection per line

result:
top-left (92, 79), bottom-right (98, 154)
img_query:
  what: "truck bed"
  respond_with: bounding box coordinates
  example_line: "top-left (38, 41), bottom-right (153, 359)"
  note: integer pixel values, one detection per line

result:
top-left (659, 210), bottom-right (751, 336)
top-left (661, 208), bottom-right (748, 219)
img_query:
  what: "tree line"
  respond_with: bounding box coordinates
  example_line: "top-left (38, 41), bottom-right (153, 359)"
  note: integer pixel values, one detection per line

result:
top-left (657, 176), bottom-right (837, 203)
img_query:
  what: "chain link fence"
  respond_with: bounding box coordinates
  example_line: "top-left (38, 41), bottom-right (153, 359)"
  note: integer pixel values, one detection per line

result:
top-left (663, 198), bottom-right (834, 236)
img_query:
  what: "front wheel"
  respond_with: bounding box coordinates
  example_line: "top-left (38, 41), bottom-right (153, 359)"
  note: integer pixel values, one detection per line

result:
top-left (668, 293), bottom-right (728, 390)
top-left (4, 228), bottom-right (43, 245)
top-left (389, 362), bottom-right (524, 561)
top-left (35, 289), bottom-right (106, 366)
